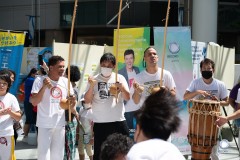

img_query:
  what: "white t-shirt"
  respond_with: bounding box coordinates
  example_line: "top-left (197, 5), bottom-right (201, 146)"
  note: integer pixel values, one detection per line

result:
top-left (0, 93), bottom-right (20, 136)
top-left (129, 68), bottom-right (176, 109)
top-left (236, 88), bottom-right (240, 103)
top-left (31, 76), bottom-right (74, 128)
top-left (85, 72), bottom-right (129, 123)
top-left (186, 78), bottom-right (228, 100)
top-left (127, 139), bottom-right (185, 160)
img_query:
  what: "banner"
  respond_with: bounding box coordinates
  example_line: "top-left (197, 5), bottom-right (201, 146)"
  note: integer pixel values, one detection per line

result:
top-left (207, 44), bottom-right (235, 89)
top-left (0, 31), bottom-right (26, 95)
top-left (154, 27), bottom-right (192, 154)
top-left (53, 42), bottom-right (105, 98)
top-left (113, 27), bottom-right (150, 73)
top-left (191, 41), bottom-right (206, 79)
top-left (28, 16), bottom-right (35, 40)
top-left (26, 47), bottom-right (52, 73)
top-left (113, 27), bottom-right (150, 139)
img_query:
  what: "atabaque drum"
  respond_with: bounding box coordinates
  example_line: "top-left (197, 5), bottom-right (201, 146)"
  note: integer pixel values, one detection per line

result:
top-left (188, 99), bottom-right (221, 160)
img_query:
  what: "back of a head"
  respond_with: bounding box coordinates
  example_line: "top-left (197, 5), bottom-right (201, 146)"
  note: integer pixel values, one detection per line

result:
top-left (65, 65), bottom-right (81, 82)
top-left (100, 133), bottom-right (134, 160)
top-left (136, 88), bottom-right (181, 140)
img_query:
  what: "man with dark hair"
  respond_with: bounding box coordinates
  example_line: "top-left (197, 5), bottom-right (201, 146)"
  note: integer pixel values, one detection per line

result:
top-left (183, 58), bottom-right (228, 102)
top-left (100, 133), bottom-right (134, 160)
top-left (84, 53), bottom-right (130, 160)
top-left (132, 47), bottom-right (176, 109)
top-left (183, 58), bottom-right (228, 160)
top-left (118, 49), bottom-right (140, 88)
top-left (30, 55), bottom-right (77, 160)
top-left (127, 88), bottom-right (185, 159)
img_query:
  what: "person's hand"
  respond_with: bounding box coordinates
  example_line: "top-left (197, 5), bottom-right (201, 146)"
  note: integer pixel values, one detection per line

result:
top-left (43, 77), bottom-right (52, 89)
top-left (197, 90), bottom-right (211, 98)
top-left (89, 137), bottom-right (94, 145)
top-left (88, 76), bottom-right (97, 87)
top-left (215, 116), bottom-right (228, 127)
top-left (211, 95), bottom-right (219, 101)
top-left (40, 60), bottom-right (49, 73)
top-left (114, 82), bottom-right (124, 92)
top-left (68, 95), bottom-right (77, 113)
top-left (0, 108), bottom-right (12, 116)
top-left (133, 81), bottom-right (144, 94)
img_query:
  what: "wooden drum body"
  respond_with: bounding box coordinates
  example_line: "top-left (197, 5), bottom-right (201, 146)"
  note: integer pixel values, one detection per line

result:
top-left (188, 99), bottom-right (221, 160)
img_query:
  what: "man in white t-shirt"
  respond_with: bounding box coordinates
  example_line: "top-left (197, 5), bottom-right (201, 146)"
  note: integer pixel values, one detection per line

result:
top-left (184, 58), bottom-right (228, 160)
top-left (84, 53), bottom-right (130, 160)
top-left (30, 56), bottom-right (76, 160)
top-left (132, 47), bottom-right (176, 109)
top-left (127, 89), bottom-right (185, 160)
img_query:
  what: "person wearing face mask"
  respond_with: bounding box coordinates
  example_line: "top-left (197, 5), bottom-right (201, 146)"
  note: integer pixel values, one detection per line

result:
top-left (183, 58), bottom-right (228, 102)
top-left (127, 88), bottom-right (185, 160)
top-left (183, 58), bottom-right (228, 160)
top-left (84, 53), bottom-right (130, 160)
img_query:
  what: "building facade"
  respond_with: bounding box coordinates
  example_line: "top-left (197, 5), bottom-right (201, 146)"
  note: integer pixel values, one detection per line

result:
top-left (0, 0), bottom-right (239, 59)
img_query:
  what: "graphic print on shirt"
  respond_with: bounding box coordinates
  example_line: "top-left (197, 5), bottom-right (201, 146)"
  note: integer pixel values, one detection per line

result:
top-left (98, 82), bottom-right (110, 99)
top-left (50, 86), bottom-right (62, 104)
top-left (144, 80), bottom-right (164, 96)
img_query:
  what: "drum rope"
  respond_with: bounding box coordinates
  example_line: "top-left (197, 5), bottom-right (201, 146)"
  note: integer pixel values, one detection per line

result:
top-left (203, 104), bottom-right (207, 146)
top-left (188, 101), bottom-right (221, 146)
top-left (188, 108), bottom-right (221, 117)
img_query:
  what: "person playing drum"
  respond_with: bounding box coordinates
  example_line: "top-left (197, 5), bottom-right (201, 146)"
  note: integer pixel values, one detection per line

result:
top-left (183, 58), bottom-right (228, 160)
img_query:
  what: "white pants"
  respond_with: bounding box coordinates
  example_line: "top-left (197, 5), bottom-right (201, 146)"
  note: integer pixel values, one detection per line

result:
top-left (37, 126), bottom-right (65, 160)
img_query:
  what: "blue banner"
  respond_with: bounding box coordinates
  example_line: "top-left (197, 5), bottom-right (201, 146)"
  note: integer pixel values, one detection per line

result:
top-left (0, 31), bottom-right (26, 95)
top-left (154, 27), bottom-right (192, 154)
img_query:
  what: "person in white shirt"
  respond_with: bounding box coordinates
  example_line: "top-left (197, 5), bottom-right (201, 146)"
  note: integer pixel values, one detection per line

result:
top-left (30, 55), bottom-right (76, 160)
top-left (183, 58), bottom-right (228, 160)
top-left (127, 88), bottom-right (185, 160)
top-left (131, 47), bottom-right (176, 142)
top-left (0, 70), bottom-right (21, 160)
top-left (84, 53), bottom-right (130, 160)
top-left (132, 47), bottom-right (176, 109)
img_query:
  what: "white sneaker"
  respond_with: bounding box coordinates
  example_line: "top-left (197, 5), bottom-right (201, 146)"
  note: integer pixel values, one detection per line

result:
top-left (22, 136), bottom-right (28, 143)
